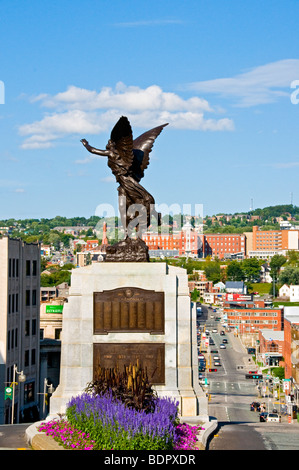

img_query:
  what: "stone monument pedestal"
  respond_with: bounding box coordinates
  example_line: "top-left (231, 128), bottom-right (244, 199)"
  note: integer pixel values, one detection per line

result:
top-left (50, 262), bottom-right (207, 419)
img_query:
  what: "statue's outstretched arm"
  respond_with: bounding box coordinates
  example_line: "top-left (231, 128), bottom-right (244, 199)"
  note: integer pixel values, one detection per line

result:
top-left (80, 139), bottom-right (109, 156)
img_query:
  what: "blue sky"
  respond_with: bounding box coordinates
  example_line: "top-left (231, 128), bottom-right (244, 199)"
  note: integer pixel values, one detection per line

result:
top-left (1, 0), bottom-right (299, 220)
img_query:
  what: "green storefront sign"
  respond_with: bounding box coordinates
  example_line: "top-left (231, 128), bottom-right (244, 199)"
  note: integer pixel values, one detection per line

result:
top-left (46, 305), bottom-right (63, 313)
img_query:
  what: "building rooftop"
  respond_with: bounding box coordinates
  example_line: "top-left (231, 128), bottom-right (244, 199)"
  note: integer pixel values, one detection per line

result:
top-left (260, 329), bottom-right (284, 341)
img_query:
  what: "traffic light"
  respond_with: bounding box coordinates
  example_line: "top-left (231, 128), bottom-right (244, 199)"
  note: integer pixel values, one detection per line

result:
top-left (245, 374), bottom-right (263, 380)
top-left (209, 368), bottom-right (217, 372)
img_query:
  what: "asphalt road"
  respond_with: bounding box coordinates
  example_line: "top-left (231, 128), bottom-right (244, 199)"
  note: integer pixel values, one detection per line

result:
top-left (0, 423), bottom-right (31, 450)
top-left (196, 307), bottom-right (299, 450)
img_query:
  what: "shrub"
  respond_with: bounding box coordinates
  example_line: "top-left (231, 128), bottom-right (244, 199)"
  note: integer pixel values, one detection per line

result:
top-left (66, 391), bottom-right (179, 450)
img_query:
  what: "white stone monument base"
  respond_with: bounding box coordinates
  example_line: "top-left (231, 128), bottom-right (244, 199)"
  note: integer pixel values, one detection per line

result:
top-left (50, 262), bottom-right (207, 419)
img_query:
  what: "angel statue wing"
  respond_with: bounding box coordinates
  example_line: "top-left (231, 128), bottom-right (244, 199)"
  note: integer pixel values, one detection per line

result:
top-left (109, 116), bottom-right (135, 173)
top-left (81, 116), bottom-right (168, 181)
top-left (131, 122), bottom-right (168, 182)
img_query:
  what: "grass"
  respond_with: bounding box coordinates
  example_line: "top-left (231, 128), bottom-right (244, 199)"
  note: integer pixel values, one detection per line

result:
top-left (273, 301), bottom-right (299, 307)
top-left (251, 283), bottom-right (271, 295)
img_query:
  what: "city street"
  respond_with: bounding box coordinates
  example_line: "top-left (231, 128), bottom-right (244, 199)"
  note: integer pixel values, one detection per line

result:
top-left (0, 424), bottom-right (31, 450)
top-left (197, 305), bottom-right (299, 450)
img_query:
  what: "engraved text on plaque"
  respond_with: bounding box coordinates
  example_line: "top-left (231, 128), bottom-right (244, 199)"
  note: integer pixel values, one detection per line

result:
top-left (93, 343), bottom-right (165, 385)
top-left (94, 287), bottom-right (164, 334)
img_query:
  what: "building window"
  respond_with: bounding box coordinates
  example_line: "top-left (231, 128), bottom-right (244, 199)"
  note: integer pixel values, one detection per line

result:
top-left (32, 289), bottom-right (37, 306)
top-left (24, 382), bottom-right (35, 404)
top-left (26, 260), bottom-right (31, 276)
top-left (26, 290), bottom-right (30, 306)
top-left (55, 328), bottom-right (62, 340)
top-left (32, 319), bottom-right (36, 336)
top-left (32, 260), bottom-right (37, 276)
top-left (24, 350), bottom-right (30, 367)
top-left (31, 349), bottom-right (36, 365)
top-left (25, 320), bottom-right (30, 336)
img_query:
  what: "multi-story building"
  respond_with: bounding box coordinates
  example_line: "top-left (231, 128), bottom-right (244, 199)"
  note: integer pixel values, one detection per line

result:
top-left (225, 304), bottom-right (284, 333)
top-left (0, 237), bottom-right (40, 424)
top-left (142, 223), bottom-right (202, 257)
top-left (246, 226), bottom-right (299, 259)
top-left (202, 233), bottom-right (246, 259)
top-left (284, 307), bottom-right (299, 382)
top-left (258, 329), bottom-right (284, 367)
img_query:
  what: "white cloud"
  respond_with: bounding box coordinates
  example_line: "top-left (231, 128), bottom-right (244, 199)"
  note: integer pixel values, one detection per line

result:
top-left (100, 176), bottom-right (115, 183)
top-left (19, 83), bottom-right (234, 149)
top-left (187, 59), bottom-right (299, 107)
top-left (271, 161), bottom-right (299, 169)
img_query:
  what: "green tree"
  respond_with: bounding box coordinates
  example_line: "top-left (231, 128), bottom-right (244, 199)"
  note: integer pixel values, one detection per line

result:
top-left (226, 261), bottom-right (245, 281)
top-left (241, 258), bottom-right (261, 283)
top-left (191, 288), bottom-right (200, 302)
top-left (279, 266), bottom-right (299, 285)
top-left (286, 250), bottom-right (299, 267)
top-left (204, 261), bottom-right (221, 283)
top-left (270, 254), bottom-right (287, 280)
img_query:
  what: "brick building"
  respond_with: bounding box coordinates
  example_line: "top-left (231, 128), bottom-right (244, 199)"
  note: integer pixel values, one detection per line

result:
top-left (142, 223), bottom-right (202, 257)
top-left (258, 329), bottom-right (284, 367)
top-left (284, 314), bottom-right (299, 381)
top-left (202, 233), bottom-right (246, 259)
top-left (224, 303), bottom-right (284, 333)
top-left (246, 225), bottom-right (299, 258)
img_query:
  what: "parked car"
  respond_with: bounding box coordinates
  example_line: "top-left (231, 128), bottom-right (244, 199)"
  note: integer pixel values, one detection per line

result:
top-left (250, 402), bottom-right (260, 411)
top-left (222, 338), bottom-right (228, 343)
top-left (214, 361), bottom-right (221, 366)
top-left (220, 331), bottom-right (225, 336)
top-left (267, 413), bottom-right (281, 423)
top-left (212, 329), bottom-right (218, 333)
top-left (220, 344), bottom-right (226, 349)
top-left (259, 412), bottom-right (268, 422)
top-left (213, 356), bottom-right (220, 360)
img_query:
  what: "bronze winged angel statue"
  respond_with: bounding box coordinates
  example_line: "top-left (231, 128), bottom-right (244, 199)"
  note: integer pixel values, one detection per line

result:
top-left (81, 116), bottom-right (168, 261)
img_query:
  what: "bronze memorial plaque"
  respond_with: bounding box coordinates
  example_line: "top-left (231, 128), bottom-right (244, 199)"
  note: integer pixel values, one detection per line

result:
top-left (94, 287), bottom-right (164, 334)
top-left (93, 343), bottom-right (165, 385)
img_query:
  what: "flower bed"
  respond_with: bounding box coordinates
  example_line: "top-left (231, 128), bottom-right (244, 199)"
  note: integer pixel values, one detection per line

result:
top-left (38, 392), bottom-right (202, 450)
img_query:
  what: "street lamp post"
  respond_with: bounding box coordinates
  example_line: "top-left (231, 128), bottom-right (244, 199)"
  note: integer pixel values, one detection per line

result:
top-left (38, 378), bottom-right (55, 418)
top-left (11, 364), bottom-right (26, 425)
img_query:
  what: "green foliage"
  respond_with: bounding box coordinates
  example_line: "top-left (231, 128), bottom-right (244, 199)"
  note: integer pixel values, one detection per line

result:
top-left (40, 269), bottom-right (72, 287)
top-left (241, 258), bottom-right (262, 283)
top-left (271, 367), bottom-right (285, 380)
top-left (204, 260), bottom-right (221, 283)
top-left (279, 266), bottom-right (299, 285)
top-left (226, 260), bottom-right (245, 281)
top-left (270, 254), bottom-right (287, 279)
top-left (191, 288), bottom-right (199, 301)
